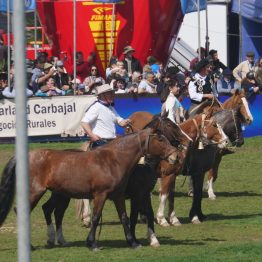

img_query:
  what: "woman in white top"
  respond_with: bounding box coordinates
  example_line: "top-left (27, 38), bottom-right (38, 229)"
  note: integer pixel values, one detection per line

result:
top-left (163, 80), bottom-right (185, 124)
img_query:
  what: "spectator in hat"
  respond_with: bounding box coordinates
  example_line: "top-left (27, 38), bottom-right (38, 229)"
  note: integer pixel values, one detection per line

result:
top-left (122, 45), bottom-right (142, 79)
top-left (233, 51), bottom-right (256, 83)
top-left (208, 49), bottom-right (227, 80)
top-left (189, 47), bottom-right (206, 72)
top-left (31, 62), bottom-right (57, 94)
top-left (188, 58), bottom-right (215, 111)
top-left (53, 60), bottom-right (70, 91)
top-left (216, 68), bottom-right (240, 96)
top-left (241, 71), bottom-right (260, 100)
top-left (81, 83), bottom-right (131, 149)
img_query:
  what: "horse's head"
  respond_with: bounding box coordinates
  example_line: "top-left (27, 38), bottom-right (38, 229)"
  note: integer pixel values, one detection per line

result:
top-left (213, 109), bottom-right (244, 147)
top-left (145, 133), bottom-right (180, 166)
top-left (125, 111), bottom-right (154, 134)
top-left (223, 89), bottom-right (253, 125)
top-left (189, 113), bottom-right (229, 149)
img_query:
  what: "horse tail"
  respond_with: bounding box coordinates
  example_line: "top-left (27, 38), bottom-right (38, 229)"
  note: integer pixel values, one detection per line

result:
top-left (0, 156), bottom-right (16, 227)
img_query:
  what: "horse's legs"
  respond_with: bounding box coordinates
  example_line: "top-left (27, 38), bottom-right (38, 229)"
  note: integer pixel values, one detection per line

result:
top-left (82, 199), bottom-right (92, 227)
top-left (53, 195), bottom-right (70, 246)
top-left (143, 194), bottom-right (160, 247)
top-left (42, 193), bottom-right (57, 247)
top-left (168, 190), bottom-right (181, 226)
top-left (189, 173), bottom-right (206, 224)
top-left (207, 154), bottom-right (222, 200)
top-left (113, 196), bottom-right (140, 249)
top-left (188, 177), bottom-right (194, 197)
top-left (86, 194), bottom-right (107, 250)
top-left (156, 192), bottom-right (169, 227)
top-left (129, 196), bottom-right (140, 244)
top-left (167, 176), bottom-right (181, 226)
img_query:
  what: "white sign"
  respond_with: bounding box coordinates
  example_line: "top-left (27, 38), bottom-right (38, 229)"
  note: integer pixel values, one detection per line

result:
top-left (0, 95), bottom-right (96, 138)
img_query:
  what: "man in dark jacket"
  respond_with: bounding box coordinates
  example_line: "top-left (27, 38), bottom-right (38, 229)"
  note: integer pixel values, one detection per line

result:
top-left (122, 46), bottom-right (142, 80)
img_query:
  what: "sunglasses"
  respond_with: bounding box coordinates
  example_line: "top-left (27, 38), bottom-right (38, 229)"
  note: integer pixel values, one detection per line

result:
top-left (91, 69), bottom-right (97, 71)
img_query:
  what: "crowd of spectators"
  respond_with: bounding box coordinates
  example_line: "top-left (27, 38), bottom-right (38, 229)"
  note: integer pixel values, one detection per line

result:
top-left (0, 39), bottom-right (261, 102)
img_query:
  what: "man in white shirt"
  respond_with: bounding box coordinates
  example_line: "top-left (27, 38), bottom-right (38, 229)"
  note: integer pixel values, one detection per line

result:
top-left (81, 84), bottom-right (131, 148)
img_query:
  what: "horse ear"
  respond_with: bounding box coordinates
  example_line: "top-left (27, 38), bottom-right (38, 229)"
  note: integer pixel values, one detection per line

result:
top-left (234, 89), bottom-right (240, 95)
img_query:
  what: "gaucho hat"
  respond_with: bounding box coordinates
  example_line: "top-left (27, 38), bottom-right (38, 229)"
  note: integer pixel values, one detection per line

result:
top-left (195, 58), bottom-right (210, 73)
top-left (123, 45), bottom-right (135, 55)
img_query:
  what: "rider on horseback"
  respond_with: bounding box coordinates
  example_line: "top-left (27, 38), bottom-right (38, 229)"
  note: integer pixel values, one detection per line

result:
top-left (188, 58), bottom-right (217, 112)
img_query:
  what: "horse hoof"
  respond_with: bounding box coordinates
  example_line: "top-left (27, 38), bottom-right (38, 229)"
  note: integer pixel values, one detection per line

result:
top-left (191, 216), bottom-right (201, 224)
top-left (82, 222), bottom-right (91, 228)
top-left (171, 220), bottom-right (182, 226)
top-left (150, 241), bottom-right (160, 248)
top-left (91, 246), bottom-right (103, 252)
top-left (198, 214), bottom-right (207, 222)
top-left (46, 240), bottom-right (55, 248)
top-left (58, 241), bottom-right (69, 247)
top-left (132, 243), bottom-right (142, 249)
top-left (209, 195), bottom-right (216, 200)
top-left (188, 191), bottom-right (194, 197)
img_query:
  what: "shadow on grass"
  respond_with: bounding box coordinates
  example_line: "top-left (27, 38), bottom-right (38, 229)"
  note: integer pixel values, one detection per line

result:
top-left (31, 235), bottom-right (218, 250)
top-left (209, 191), bottom-right (262, 197)
top-left (207, 212), bottom-right (262, 221)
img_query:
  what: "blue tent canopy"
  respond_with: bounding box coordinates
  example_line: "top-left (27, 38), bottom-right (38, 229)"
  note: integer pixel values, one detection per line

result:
top-left (0, 0), bottom-right (36, 12)
top-left (180, 0), bottom-right (206, 14)
top-left (231, 0), bottom-right (262, 61)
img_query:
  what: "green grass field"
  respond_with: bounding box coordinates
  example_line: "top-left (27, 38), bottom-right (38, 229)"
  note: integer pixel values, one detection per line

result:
top-left (0, 137), bottom-right (262, 261)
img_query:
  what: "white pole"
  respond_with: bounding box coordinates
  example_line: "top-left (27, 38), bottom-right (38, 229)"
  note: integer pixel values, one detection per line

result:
top-left (197, 0), bottom-right (201, 60)
top-left (13, 0), bottom-right (31, 261)
top-left (205, 0), bottom-right (209, 56)
top-left (73, 0), bottom-right (76, 94)
top-left (109, 3), bottom-right (116, 60)
top-left (7, 0), bottom-right (11, 88)
top-left (34, 8), bottom-right (37, 59)
top-left (238, 0), bottom-right (242, 62)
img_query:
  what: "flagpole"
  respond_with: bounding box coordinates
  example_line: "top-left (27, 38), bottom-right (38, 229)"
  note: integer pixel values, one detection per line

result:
top-left (205, 0), bottom-right (209, 56)
top-left (197, 0), bottom-right (201, 60)
top-left (13, 0), bottom-right (31, 261)
top-left (7, 0), bottom-right (11, 88)
top-left (109, 3), bottom-right (116, 60)
top-left (34, 8), bottom-right (37, 59)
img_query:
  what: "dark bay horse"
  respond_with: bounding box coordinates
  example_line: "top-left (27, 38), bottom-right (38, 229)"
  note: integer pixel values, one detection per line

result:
top-left (0, 119), bottom-right (180, 250)
top-left (188, 90), bottom-right (253, 200)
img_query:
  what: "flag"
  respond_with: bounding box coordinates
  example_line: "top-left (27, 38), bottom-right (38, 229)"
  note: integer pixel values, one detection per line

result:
top-left (0, 0), bottom-right (36, 13)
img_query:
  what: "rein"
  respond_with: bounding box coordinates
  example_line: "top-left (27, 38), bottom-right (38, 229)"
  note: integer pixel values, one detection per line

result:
top-left (230, 109), bottom-right (240, 147)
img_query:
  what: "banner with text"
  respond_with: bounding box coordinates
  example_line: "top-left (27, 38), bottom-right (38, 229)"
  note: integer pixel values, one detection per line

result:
top-left (0, 96), bottom-right (96, 137)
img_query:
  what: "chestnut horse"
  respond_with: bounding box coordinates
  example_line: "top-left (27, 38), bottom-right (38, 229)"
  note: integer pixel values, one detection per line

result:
top-left (0, 118), bottom-right (180, 250)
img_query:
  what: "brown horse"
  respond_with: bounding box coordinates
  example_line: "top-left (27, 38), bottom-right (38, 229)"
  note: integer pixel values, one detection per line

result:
top-left (0, 118), bottom-right (180, 250)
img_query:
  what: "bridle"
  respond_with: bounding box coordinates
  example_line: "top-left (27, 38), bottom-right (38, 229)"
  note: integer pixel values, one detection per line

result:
top-left (137, 133), bottom-right (178, 160)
